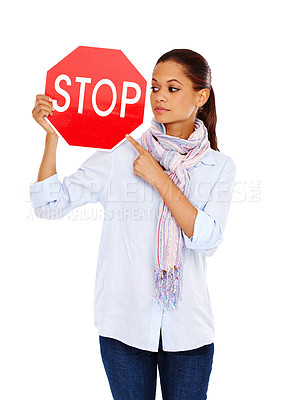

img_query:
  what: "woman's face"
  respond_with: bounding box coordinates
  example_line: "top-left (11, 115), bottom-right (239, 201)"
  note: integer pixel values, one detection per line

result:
top-left (150, 61), bottom-right (208, 136)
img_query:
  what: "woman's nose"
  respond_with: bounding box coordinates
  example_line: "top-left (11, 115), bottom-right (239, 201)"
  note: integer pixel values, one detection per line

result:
top-left (155, 92), bottom-right (167, 103)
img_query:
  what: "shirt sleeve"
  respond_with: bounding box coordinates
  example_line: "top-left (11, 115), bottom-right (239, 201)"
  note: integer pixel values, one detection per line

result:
top-left (29, 150), bottom-right (113, 219)
top-left (182, 157), bottom-right (236, 257)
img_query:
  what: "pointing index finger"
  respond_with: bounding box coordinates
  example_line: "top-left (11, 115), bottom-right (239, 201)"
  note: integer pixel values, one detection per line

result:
top-left (125, 134), bottom-right (145, 154)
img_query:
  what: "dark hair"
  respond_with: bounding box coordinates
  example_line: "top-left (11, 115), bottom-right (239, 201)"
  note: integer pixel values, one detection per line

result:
top-left (156, 49), bottom-right (219, 151)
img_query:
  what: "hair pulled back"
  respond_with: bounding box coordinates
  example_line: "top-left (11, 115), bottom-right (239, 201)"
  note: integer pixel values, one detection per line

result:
top-left (156, 49), bottom-right (219, 151)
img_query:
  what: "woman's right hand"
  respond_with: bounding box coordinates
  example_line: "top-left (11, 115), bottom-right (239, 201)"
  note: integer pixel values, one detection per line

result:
top-left (32, 94), bottom-right (56, 135)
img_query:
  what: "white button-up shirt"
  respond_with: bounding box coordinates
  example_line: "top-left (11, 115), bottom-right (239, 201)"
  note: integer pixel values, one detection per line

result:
top-left (30, 137), bottom-right (236, 352)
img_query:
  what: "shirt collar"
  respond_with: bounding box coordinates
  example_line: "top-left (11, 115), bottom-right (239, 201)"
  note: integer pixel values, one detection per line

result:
top-left (198, 149), bottom-right (216, 166)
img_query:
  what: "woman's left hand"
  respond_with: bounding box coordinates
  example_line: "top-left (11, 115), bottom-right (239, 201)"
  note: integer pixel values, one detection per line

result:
top-left (126, 134), bottom-right (165, 187)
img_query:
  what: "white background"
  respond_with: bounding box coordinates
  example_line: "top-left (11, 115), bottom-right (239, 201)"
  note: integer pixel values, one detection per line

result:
top-left (1, 0), bottom-right (285, 399)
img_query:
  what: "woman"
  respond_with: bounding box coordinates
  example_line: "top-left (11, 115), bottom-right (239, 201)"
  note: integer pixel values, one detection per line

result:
top-left (31, 49), bottom-right (236, 400)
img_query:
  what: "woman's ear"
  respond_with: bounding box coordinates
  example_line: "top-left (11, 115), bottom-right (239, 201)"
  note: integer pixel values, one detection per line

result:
top-left (196, 88), bottom-right (210, 108)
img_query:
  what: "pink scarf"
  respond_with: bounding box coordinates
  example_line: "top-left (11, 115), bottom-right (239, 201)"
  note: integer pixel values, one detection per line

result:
top-left (141, 118), bottom-right (211, 310)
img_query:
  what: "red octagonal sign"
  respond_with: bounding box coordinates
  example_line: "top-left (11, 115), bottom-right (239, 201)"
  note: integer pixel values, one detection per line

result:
top-left (45, 46), bottom-right (147, 150)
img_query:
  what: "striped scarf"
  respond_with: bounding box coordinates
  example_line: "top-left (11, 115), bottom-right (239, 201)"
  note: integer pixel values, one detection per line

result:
top-left (141, 118), bottom-right (211, 311)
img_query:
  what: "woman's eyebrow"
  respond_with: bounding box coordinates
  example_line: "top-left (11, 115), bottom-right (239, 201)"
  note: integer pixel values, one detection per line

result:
top-left (152, 78), bottom-right (183, 85)
top-left (167, 79), bottom-right (183, 85)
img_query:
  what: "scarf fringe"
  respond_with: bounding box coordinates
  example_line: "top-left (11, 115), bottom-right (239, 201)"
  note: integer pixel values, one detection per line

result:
top-left (153, 265), bottom-right (182, 311)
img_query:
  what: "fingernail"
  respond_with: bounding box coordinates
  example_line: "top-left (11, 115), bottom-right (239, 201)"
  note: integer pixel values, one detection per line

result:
top-left (49, 98), bottom-right (52, 102)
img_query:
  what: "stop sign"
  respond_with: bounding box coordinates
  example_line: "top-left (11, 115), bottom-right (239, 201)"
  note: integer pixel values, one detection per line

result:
top-left (45, 46), bottom-right (147, 150)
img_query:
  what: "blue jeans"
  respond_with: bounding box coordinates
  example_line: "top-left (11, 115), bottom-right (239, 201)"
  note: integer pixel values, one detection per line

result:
top-left (99, 330), bottom-right (214, 400)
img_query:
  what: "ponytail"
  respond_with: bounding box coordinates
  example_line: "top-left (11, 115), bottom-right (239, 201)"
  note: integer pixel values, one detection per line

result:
top-left (197, 86), bottom-right (219, 151)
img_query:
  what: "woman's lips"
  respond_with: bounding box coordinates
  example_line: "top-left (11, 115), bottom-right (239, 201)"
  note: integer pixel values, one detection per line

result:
top-left (155, 106), bottom-right (169, 113)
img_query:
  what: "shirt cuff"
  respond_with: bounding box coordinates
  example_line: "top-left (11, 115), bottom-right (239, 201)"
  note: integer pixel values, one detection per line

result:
top-left (29, 173), bottom-right (61, 208)
top-left (182, 208), bottom-right (223, 252)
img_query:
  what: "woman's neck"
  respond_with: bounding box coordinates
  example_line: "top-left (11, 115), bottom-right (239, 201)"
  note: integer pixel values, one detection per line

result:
top-left (165, 119), bottom-right (195, 140)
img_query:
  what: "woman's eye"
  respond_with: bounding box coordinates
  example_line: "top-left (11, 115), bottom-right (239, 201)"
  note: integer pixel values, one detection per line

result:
top-left (169, 87), bottom-right (179, 93)
top-left (150, 86), bottom-right (179, 93)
